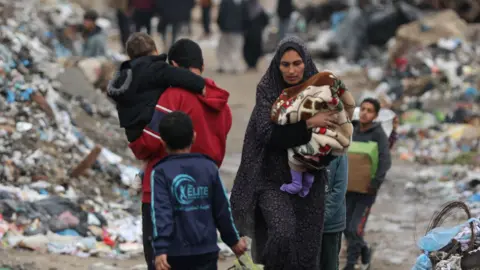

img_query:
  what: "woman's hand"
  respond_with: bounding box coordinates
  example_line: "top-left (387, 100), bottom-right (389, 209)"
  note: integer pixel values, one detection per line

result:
top-left (306, 111), bottom-right (338, 129)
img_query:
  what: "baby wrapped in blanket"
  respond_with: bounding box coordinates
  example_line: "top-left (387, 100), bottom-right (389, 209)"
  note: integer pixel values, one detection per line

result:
top-left (271, 71), bottom-right (355, 197)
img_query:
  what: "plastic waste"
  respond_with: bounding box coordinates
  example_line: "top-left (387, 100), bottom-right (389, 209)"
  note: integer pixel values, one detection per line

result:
top-left (411, 253), bottom-right (432, 270)
top-left (15, 122), bottom-right (33, 132)
top-left (418, 218), bottom-right (479, 252)
top-left (56, 229), bottom-right (80, 237)
top-left (229, 254), bottom-right (264, 270)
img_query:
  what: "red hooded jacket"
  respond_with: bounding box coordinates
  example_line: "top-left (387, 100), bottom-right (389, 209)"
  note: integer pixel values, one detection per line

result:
top-left (128, 78), bottom-right (232, 203)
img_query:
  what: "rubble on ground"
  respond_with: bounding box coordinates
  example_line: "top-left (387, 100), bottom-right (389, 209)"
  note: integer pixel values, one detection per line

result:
top-left (0, 0), bottom-right (146, 259)
top-left (412, 201), bottom-right (480, 270)
top-left (303, 2), bottom-right (480, 167)
top-left (406, 166), bottom-right (480, 217)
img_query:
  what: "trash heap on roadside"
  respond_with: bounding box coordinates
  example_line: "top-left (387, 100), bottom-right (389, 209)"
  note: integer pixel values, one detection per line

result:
top-left (412, 201), bottom-right (480, 270)
top-left (306, 2), bottom-right (480, 167)
top-left (0, 0), bottom-right (149, 259)
top-left (0, 186), bottom-right (143, 258)
top-left (406, 166), bottom-right (480, 217)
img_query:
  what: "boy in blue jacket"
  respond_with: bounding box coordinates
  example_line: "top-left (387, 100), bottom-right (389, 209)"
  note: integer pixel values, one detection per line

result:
top-left (150, 111), bottom-right (247, 270)
top-left (322, 154), bottom-right (348, 270)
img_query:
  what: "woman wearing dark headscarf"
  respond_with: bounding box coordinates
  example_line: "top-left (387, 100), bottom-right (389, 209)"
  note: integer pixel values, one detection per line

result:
top-left (243, 0), bottom-right (269, 70)
top-left (230, 36), bottom-right (338, 270)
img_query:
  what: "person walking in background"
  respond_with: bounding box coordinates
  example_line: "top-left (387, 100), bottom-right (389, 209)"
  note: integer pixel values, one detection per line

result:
top-left (276, 0), bottom-right (294, 41)
top-left (200, 0), bottom-right (213, 39)
top-left (64, 10), bottom-right (107, 57)
top-left (216, 0), bottom-right (248, 73)
top-left (389, 115), bottom-right (399, 149)
top-left (343, 98), bottom-right (392, 270)
top-left (131, 0), bottom-right (155, 34)
top-left (184, 0), bottom-right (195, 36)
top-left (157, 0), bottom-right (189, 50)
top-left (108, 0), bottom-right (132, 52)
top-left (322, 154), bottom-right (348, 270)
top-left (151, 111), bottom-right (246, 270)
top-left (243, 0), bottom-right (269, 71)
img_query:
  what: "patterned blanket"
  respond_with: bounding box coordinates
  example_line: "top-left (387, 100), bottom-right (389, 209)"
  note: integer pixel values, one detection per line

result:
top-left (271, 71), bottom-right (355, 171)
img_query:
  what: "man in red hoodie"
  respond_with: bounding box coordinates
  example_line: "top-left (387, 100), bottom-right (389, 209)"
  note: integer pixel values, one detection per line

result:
top-left (129, 38), bottom-right (232, 269)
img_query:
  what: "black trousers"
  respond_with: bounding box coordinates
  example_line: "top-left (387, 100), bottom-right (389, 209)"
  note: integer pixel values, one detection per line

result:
top-left (243, 29), bottom-right (263, 69)
top-left (202, 6), bottom-right (211, 34)
top-left (168, 252), bottom-right (218, 270)
top-left (142, 203), bottom-right (155, 270)
top-left (321, 232), bottom-right (342, 270)
top-left (158, 20), bottom-right (180, 51)
top-left (133, 10), bottom-right (154, 34)
top-left (344, 192), bottom-right (375, 265)
top-left (116, 9), bottom-right (131, 50)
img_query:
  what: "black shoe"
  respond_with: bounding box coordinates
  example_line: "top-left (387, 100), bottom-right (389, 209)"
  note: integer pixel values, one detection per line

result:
top-left (361, 246), bottom-right (373, 269)
top-left (343, 264), bottom-right (355, 270)
top-left (216, 68), bottom-right (225, 74)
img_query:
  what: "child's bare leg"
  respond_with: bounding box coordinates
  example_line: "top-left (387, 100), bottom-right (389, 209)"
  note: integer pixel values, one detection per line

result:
top-left (299, 172), bottom-right (315, 197)
top-left (280, 169), bottom-right (304, 194)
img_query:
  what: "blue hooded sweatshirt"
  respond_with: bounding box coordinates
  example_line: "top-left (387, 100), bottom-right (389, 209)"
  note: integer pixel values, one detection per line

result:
top-left (324, 154), bottom-right (348, 233)
top-left (150, 153), bottom-right (240, 257)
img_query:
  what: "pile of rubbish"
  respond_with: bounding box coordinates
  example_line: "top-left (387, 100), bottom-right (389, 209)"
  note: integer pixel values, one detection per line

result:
top-left (406, 166), bottom-right (480, 217)
top-left (0, 185), bottom-right (143, 258)
top-left (412, 201), bottom-right (480, 270)
top-left (303, 1), bottom-right (480, 166)
top-left (395, 122), bottom-right (480, 165)
top-left (0, 0), bottom-right (149, 259)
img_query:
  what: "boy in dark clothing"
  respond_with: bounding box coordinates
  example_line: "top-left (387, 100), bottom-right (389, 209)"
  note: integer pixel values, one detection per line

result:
top-left (107, 32), bottom-right (205, 142)
top-left (343, 98), bottom-right (392, 270)
top-left (322, 154), bottom-right (348, 270)
top-left (151, 111), bottom-right (247, 270)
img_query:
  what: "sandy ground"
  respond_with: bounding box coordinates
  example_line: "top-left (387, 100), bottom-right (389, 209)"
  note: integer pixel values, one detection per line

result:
top-left (0, 16), bottom-right (448, 270)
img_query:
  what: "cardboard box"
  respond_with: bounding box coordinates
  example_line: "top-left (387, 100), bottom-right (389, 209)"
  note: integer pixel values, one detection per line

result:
top-left (347, 142), bottom-right (378, 194)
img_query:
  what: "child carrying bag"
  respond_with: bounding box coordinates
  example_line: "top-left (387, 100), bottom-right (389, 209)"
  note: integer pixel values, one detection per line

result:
top-left (228, 254), bottom-right (264, 270)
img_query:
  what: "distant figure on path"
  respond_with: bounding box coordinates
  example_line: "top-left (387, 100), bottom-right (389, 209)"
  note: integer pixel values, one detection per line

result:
top-left (131, 0), bottom-right (155, 34)
top-left (157, 0), bottom-right (191, 50)
top-left (63, 10), bottom-right (107, 57)
top-left (200, 0), bottom-right (213, 39)
top-left (216, 0), bottom-right (248, 73)
top-left (108, 0), bottom-right (132, 52)
top-left (243, 0), bottom-right (269, 71)
top-left (276, 0), bottom-right (294, 41)
top-left (230, 36), bottom-right (339, 270)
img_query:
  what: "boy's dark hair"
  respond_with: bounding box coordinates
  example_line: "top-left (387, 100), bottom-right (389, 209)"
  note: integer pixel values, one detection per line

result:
top-left (168, 38), bottom-right (204, 70)
top-left (361, 98), bottom-right (381, 114)
top-left (126, 32), bottom-right (157, 59)
top-left (159, 111), bottom-right (194, 150)
top-left (84, 9), bottom-right (99, 21)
